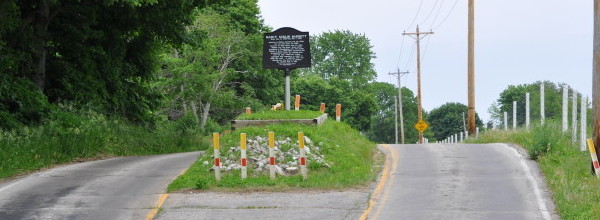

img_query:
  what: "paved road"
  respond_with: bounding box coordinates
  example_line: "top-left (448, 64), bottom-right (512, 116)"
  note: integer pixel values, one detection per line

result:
top-left (368, 143), bottom-right (558, 220)
top-left (0, 152), bottom-right (200, 220)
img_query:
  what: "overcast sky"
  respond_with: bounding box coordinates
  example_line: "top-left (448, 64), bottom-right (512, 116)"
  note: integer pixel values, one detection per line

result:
top-left (257, 0), bottom-right (593, 122)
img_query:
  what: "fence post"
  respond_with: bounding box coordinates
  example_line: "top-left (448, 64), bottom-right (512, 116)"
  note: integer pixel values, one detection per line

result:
top-left (563, 85), bottom-right (569, 132)
top-left (476, 127), bottom-right (479, 138)
top-left (526, 93), bottom-right (530, 130)
top-left (582, 97), bottom-right (588, 151)
top-left (240, 133), bottom-right (247, 179)
top-left (504, 111), bottom-right (508, 130)
top-left (541, 83), bottom-right (545, 125)
top-left (573, 91), bottom-right (578, 143)
top-left (513, 101), bottom-right (517, 130)
top-left (268, 131), bottom-right (276, 180)
top-left (213, 133), bottom-right (221, 181)
top-left (298, 132), bottom-right (308, 180)
top-left (295, 95), bottom-right (300, 111)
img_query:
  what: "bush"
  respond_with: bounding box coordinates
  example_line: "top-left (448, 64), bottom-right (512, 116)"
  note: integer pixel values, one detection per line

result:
top-left (0, 75), bottom-right (50, 130)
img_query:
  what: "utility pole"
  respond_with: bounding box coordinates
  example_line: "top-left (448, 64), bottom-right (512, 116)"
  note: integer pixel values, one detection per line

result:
top-left (403, 26), bottom-right (433, 144)
top-left (390, 69), bottom-right (409, 144)
top-left (394, 96), bottom-right (398, 144)
top-left (467, 0), bottom-right (476, 137)
top-left (593, 0), bottom-right (600, 172)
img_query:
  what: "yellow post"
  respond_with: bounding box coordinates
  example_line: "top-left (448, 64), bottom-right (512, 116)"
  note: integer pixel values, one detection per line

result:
top-left (320, 103), bottom-right (325, 113)
top-left (240, 133), bottom-right (247, 179)
top-left (268, 131), bottom-right (276, 180)
top-left (336, 104), bottom-right (341, 122)
top-left (298, 132), bottom-right (307, 180)
top-left (213, 133), bottom-right (221, 181)
top-left (295, 95), bottom-right (300, 111)
top-left (245, 107), bottom-right (251, 115)
top-left (587, 139), bottom-right (600, 177)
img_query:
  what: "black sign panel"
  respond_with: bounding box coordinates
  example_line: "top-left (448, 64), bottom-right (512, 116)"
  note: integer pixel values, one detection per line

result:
top-left (263, 27), bottom-right (311, 69)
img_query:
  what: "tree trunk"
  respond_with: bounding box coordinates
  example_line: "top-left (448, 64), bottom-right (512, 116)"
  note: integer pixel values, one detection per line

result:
top-left (31, 0), bottom-right (50, 90)
top-left (189, 101), bottom-right (200, 125)
top-left (201, 102), bottom-right (211, 129)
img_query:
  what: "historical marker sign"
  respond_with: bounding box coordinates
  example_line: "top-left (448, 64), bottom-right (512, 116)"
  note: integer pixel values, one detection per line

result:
top-left (263, 27), bottom-right (311, 69)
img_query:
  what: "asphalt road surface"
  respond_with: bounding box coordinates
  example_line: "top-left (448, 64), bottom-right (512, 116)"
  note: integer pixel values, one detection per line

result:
top-left (368, 143), bottom-right (558, 220)
top-left (0, 151), bottom-right (200, 220)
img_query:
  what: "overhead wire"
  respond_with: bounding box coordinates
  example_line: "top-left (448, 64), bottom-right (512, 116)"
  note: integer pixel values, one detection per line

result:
top-left (433, 0), bottom-right (460, 30)
top-left (406, 0), bottom-right (425, 31)
top-left (396, 36), bottom-right (406, 68)
top-left (404, 42), bottom-right (416, 71)
top-left (428, 0), bottom-right (445, 29)
top-left (420, 0), bottom-right (441, 26)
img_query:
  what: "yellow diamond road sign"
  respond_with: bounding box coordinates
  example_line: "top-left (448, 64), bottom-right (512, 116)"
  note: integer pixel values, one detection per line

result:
top-left (415, 120), bottom-right (428, 133)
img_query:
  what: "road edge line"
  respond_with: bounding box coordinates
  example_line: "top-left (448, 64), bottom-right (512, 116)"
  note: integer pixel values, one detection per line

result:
top-left (359, 144), bottom-right (393, 220)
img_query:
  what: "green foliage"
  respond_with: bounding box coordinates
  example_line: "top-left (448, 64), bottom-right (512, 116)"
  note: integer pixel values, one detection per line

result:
top-left (428, 102), bottom-right (483, 141)
top-left (303, 30), bottom-right (377, 89)
top-left (0, 75), bottom-right (50, 129)
top-left (466, 122), bottom-right (599, 219)
top-left (168, 120), bottom-right (379, 191)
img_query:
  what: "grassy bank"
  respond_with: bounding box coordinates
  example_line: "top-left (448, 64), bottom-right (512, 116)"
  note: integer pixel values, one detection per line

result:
top-left (168, 118), bottom-right (379, 191)
top-left (465, 122), bottom-right (600, 219)
top-left (0, 108), bottom-right (207, 180)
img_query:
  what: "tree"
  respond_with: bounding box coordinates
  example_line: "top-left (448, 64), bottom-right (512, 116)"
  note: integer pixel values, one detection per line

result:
top-left (365, 82), bottom-right (419, 144)
top-left (428, 102), bottom-right (483, 141)
top-left (301, 30), bottom-right (377, 89)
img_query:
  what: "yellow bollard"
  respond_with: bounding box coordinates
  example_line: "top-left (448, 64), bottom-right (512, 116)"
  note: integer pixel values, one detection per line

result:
top-left (295, 95), bottom-right (300, 111)
top-left (298, 132), bottom-right (307, 180)
top-left (587, 139), bottom-right (600, 178)
top-left (336, 104), bottom-right (342, 122)
top-left (245, 107), bottom-right (251, 115)
top-left (213, 133), bottom-right (221, 181)
top-left (240, 133), bottom-right (247, 179)
top-left (268, 131), bottom-right (276, 180)
top-left (320, 103), bottom-right (325, 113)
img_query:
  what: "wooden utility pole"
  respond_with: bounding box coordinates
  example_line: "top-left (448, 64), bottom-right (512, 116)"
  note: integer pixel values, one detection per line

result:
top-left (593, 0), bottom-right (600, 172)
top-left (390, 69), bottom-right (409, 144)
top-left (467, 0), bottom-right (476, 136)
top-left (403, 26), bottom-right (433, 144)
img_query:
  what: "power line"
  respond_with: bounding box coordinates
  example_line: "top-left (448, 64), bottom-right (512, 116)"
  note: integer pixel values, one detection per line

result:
top-left (406, 0), bottom-right (425, 31)
top-left (404, 42), bottom-right (416, 71)
top-left (433, 0), bottom-right (460, 30)
top-left (396, 36), bottom-right (406, 68)
top-left (420, 0), bottom-right (441, 25)
top-left (429, 0), bottom-right (445, 28)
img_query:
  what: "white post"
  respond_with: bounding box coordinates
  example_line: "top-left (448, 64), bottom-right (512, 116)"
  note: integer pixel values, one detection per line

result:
top-left (454, 134), bottom-right (458, 143)
top-left (298, 132), bottom-right (308, 180)
top-left (513, 101), bottom-right (517, 130)
top-left (460, 132), bottom-right (464, 142)
top-left (572, 91), bottom-right (578, 143)
top-left (213, 133), bottom-right (221, 181)
top-left (540, 83), bottom-right (545, 125)
top-left (581, 96), bottom-right (588, 151)
top-left (526, 93), bottom-right (530, 130)
top-left (562, 85), bottom-right (569, 132)
top-left (476, 127), bottom-right (479, 138)
top-left (504, 111), bottom-right (508, 130)
top-left (268, 131), bottom-right (276, 180)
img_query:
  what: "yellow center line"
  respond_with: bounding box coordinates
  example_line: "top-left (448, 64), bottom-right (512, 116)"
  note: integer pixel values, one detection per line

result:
top-left (145, 193), bottom-right (169, 220)
top-left (359, 144), bottom-right (398, 220)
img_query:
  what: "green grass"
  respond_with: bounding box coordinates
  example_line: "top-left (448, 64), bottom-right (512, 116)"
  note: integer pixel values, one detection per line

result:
top-left (0, 108), bottom-right (207, 180)
top-left (465, 122), bottom-right (600, 219)
top-left (168, 120), bottom-right (379, 192)
top-left (235, 110), bottom-right (324, 120)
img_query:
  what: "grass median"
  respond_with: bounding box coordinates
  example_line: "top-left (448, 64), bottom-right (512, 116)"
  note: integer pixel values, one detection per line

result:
top-left (168, 113), bottom-right (380, 192)
top-left (465, 122), bottom-right (600, 219)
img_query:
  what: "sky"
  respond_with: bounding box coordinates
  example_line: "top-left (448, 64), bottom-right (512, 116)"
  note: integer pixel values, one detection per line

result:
top-left (257, 0), bottom-right (593, 122)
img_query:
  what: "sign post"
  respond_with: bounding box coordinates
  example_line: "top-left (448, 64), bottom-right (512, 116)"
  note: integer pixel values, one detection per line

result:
top-left (263, 27), bottom-right (311, 110)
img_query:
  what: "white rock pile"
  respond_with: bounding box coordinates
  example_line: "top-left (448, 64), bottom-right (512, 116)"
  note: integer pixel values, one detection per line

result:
top-left (202, 135), bottom-right (330, 176)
